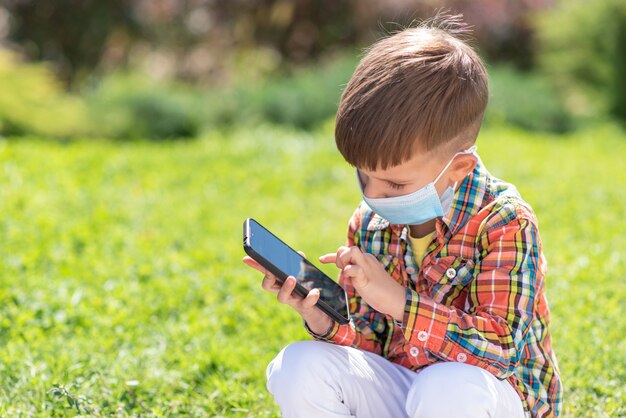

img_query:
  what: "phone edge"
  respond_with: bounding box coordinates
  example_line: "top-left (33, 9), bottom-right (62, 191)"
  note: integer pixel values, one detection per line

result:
top-left (243, 218), bottom-right (350, 325)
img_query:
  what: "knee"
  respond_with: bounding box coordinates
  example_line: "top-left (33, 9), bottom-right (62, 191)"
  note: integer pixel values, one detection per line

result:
top-left (405, 362), bottom-right (498, 418)
top-left (266, 341), bottom-right (335, 400)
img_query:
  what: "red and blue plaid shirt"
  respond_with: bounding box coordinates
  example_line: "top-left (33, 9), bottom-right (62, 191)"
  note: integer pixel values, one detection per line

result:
top-left (309, 155), bottom-right (562, 417)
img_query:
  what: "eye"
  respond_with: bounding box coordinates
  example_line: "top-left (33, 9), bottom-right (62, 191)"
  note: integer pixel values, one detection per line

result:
top-left (387, 181), bottom-right (404, 190)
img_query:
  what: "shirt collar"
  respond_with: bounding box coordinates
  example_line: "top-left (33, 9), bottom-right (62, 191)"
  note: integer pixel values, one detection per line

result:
top-left (364, 153), bottom-right (491, 237)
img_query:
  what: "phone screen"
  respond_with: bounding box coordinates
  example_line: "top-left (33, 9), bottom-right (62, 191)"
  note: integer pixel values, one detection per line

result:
top-left (245, 219), bottom-right (349, 322)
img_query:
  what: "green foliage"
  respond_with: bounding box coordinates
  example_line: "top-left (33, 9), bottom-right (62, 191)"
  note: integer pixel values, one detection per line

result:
top-left (0, 47), bottom-right (590, 139)
top-left (0, 50), bottom-right (88, 138)
top-left (243, 56), bottom-right (357, 129)
top-left (1, 51), bottom-right (355, 140)
top-left (484, 65), bottom-right (573, 133)
top-left (201, 55), bottom-right (357, 130)
top-left (0, 124), bottom-right (624, 416)
top-left (85, 73), bottom-right (201, 140)
top-left (205, 56), bottom-right (577, 133)
top-left (535, 0), bottom-right (626, 124)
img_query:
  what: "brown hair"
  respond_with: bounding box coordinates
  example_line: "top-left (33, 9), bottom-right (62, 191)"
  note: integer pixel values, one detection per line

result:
top-left (335, 14), bottom-right (489, 170)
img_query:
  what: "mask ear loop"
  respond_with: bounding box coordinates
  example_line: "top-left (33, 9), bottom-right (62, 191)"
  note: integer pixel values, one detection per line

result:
top-left (432, 145), bottom-right (478, 185)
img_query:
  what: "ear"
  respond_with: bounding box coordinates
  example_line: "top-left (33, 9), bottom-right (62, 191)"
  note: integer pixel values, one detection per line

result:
top-left (448, 154), bottom-right (477, 183)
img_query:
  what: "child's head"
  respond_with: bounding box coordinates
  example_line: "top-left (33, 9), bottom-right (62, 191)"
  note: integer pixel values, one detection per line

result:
top-left (335, 14), bottom-right (488, 205)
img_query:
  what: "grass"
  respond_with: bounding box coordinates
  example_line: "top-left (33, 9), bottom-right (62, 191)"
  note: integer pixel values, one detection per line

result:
top-left (0, 122), bottom-right (624, 416)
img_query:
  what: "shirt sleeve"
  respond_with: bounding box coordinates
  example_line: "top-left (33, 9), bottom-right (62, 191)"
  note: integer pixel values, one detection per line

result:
top-left (400, 212), bottom-right (543, 379)
top-left (305, 205), bottom-right (393, 355)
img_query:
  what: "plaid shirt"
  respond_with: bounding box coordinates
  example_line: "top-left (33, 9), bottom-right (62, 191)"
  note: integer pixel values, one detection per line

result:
top-left (310, 155), bottom-right (562, 417)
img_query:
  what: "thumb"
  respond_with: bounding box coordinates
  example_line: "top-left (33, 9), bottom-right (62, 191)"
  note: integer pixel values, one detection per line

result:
top-left (300, 288), bottom-right (320, 310)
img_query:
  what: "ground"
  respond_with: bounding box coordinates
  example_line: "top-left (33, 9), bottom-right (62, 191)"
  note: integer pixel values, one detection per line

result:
top-left (0, 123), bottom-right (624, 416)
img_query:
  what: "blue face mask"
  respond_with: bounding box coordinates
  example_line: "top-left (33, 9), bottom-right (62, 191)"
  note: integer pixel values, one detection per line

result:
top-left (357, 145), bottom-right (477, 225)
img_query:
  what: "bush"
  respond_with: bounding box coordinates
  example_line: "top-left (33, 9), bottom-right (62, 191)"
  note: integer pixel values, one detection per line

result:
top-left (87, 53), bottom-right (575, 137)
top-left (198, 54), bottom-right (357, 131)
top-left (247, 55), bottom-right (356, 129)
top-left (535, 0), bottom-right (626, 124)
top-left (0, 49), bottom-right (88, 138)
top-left (85, 73), bottom-right (201, 140)
top-left (210, 54), bottom-right (574, 134)
top-left (484, 65), bottom-right (573, 133)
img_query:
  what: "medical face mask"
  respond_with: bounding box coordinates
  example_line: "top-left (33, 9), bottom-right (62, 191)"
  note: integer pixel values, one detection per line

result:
top-left (357, 145), bottom-right (477, 225)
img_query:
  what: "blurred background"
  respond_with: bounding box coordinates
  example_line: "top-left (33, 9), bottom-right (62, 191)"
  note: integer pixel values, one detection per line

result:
top-left (0, 0), bottom-right (624, 139)
top-left (0, 1), bottom-right (625, 416)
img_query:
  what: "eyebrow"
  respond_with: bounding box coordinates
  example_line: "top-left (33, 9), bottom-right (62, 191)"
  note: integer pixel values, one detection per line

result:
top-left (359, 170), bottom-right (412, 184)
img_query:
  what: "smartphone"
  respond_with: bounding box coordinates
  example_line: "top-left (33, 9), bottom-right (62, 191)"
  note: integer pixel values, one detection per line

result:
top-left (243, 218), bottom-right (350, 325)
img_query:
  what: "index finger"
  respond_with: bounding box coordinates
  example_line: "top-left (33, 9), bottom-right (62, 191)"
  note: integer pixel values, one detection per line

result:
top-left (318, 253), bottom-right (337, 264)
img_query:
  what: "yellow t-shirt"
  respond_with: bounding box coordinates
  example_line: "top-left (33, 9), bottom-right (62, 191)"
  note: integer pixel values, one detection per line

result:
top-left (408, 231), bottom-right (435, 268)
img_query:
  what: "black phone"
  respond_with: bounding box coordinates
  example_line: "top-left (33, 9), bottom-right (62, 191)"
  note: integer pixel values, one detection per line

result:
top-left (243, 218), bottom-right (350, 325)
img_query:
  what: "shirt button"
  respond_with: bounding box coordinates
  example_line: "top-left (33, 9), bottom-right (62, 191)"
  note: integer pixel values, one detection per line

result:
top-left (456, 353), bottom-right (467, 363)
top-left (410, 347), bottom-right (420, 357)
top-left (446, 268), bottom-right (457, 279)
top-left (417, 331), bottom-right (428, 342)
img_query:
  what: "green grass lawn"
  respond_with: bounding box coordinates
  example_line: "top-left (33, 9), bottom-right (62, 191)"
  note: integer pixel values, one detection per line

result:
top-left (0, 123), bottom-right (624, 417)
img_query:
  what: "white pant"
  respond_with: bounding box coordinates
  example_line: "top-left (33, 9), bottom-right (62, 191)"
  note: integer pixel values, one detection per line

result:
top-left (266, 341), bottom-right (526, 418)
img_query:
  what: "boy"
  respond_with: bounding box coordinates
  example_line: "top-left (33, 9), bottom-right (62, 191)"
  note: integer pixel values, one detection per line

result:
top-left (243, 14), bottom-right (561, 418)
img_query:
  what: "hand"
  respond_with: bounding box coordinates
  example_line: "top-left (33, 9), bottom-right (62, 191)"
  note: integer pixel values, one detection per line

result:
top-left (242, 253), bottom-right (334, 335)
top-left (319, 246), bottom-right (405, 321)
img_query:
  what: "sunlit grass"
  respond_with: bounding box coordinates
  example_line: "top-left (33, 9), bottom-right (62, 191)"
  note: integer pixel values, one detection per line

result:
top-left (0, 123), bottom-right (624, 416)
